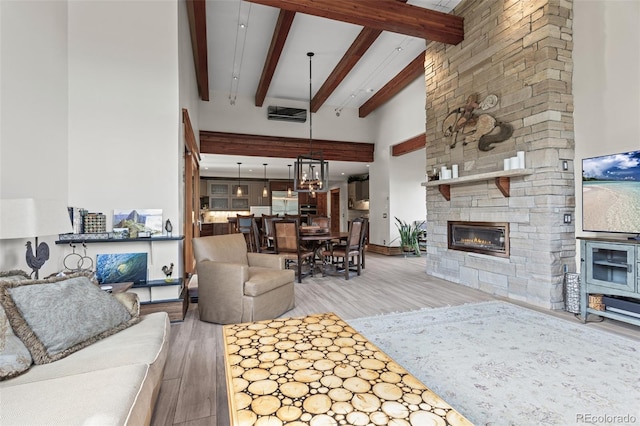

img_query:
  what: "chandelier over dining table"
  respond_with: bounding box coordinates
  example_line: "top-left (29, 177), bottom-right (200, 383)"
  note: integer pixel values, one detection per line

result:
top-left (294, 52), bottom-right (328, 196)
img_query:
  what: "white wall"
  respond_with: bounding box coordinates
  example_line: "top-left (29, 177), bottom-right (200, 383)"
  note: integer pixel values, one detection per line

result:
top-left (573, 0), bottom-right (640, 240)
top-left (369, 76), bottom-right (428, 247)
top-left (0, 1), bottom-right (70, 273)
top-left (0, 0), bottom-right (207, 279)
top-left (65, 1), bottom-right (180, 281)
top-left (199, 91), bottom-right (375, 142)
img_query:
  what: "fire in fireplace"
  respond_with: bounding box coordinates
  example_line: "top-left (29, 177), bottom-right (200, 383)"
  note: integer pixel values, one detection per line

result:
top-left (448, 221), bottom-right (509, 258)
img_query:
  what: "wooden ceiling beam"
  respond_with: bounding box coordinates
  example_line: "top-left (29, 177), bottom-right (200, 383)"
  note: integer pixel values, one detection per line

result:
top-left (359, 51), bottom-right (425, 118)
top-left (391, 133), bottom-right (426, 156)
top-left (255, 10), bottom-right (296, 107)
top-left (311, 27), bottom-right (382, 113)
top-left (200, 131), bottom-right (374, 163)
top-left (244, 0), bottom-right (464, 44)
top-left (185, 0), bottom-right (209, 101)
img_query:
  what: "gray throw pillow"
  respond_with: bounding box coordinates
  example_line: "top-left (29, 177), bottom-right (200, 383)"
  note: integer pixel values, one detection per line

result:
top-left (0, 272), bottom-right (139, 364)
top-left (0, 270), bottom-right (33, 380)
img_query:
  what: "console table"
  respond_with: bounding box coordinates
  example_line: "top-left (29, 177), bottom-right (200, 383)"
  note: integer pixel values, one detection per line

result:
top-left (578, 237), bottom-right (640, 326)
top-left (222, 312), bottom-right (471, 425)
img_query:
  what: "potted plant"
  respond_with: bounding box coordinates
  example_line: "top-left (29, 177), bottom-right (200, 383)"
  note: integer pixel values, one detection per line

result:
top-left (393, 217), bottom-right (424, 256)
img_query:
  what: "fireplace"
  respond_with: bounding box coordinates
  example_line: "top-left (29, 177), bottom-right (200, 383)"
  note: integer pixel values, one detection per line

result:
top-left (448, 221), bottom-right (509, 258)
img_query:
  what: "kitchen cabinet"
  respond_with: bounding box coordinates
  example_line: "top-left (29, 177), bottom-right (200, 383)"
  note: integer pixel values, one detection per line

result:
top-left (250, 182), bottom-right (270, 206)
top-left (201, 223), bottom-right (214, 236)
top-left (298, 192), bottom-right (316, 205)
top-left (356, 180), bottom-right (369, 200)
top-left (203, 180), bottom-right (249, 211)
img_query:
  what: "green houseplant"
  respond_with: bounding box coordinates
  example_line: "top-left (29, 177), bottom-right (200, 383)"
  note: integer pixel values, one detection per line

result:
top-left (393, 217), bottom-right (424, 256)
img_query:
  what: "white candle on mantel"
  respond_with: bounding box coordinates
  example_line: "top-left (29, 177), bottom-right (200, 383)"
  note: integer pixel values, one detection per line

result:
top-left (452, 164), bottom-right (459, 178)
top-left (504, 158), bottom-right (511, 170)
top-left (517, 151), bottom-right (525, 168)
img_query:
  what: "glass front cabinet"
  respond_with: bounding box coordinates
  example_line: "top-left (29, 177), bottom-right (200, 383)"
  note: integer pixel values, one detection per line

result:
top-left (584, 242), bottom-right (635, 292)
top-left (579, 238), bottom-right (640, 326)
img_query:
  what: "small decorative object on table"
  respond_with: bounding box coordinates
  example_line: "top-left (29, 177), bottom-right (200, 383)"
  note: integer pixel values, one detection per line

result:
top-left (162, 263), bottom-right (174, 282)
top-left (165, 219), bottom-right (173, 237)
top-left (588, 294), bottom-right (605, 311)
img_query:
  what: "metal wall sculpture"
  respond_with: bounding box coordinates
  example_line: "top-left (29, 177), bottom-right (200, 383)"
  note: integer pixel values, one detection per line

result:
top-left (443, 94), bottom-right (513, 151)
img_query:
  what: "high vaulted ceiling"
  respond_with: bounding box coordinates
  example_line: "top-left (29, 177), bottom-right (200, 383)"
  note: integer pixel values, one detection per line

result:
top-left (188, 0), bottom-right (464, 179)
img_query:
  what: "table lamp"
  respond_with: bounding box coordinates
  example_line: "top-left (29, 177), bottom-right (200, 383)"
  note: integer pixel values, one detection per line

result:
top-left (0, 198), bottom-right (73, 278)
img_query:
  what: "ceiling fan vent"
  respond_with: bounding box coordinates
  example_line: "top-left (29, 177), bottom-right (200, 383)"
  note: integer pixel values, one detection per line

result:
top-left (267, 106), bottom-right (307, 123)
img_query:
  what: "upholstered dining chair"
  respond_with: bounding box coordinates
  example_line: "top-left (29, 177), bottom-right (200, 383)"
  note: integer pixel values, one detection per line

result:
top-left (192, 233), bottom-right (295, 324)
top-left (261, 214), bottom-right (280, 251)
top-left (236, 214), bottom-right (256, 252)
top-left (310, 215), bottom-right (330, 230)
top-left (322, 218), bottom-right (365, 280)
top-left (273, 219), bottom-right (315, 283)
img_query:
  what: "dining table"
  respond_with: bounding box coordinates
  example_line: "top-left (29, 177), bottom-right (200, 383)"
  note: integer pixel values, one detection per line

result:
top-left (299, 231), bottom-right (349, 275)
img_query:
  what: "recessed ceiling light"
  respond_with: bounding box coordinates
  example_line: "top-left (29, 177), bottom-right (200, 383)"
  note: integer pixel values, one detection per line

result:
top-left (366, 165), bottom-right (370, 168)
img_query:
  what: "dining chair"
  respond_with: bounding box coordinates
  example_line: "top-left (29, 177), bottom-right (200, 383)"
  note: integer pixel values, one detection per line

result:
top-left (273, 219), bottom-right (315, 283)
top-left (322, 218), bottom-right (364, 280)
top-left (250, 218), bottom-right (262, 253)
top-left (284, 213), bottom-right (301, 224)
top-left (261, 214), bottom-right (280, 250)
top-left (236, 214), bottom-right (256, 252)
top-left (310, 215), bottom-right (330, 230)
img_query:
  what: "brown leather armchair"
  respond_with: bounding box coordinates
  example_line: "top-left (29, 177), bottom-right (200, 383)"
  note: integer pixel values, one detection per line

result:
top-left (193, 233), bottom-right (295, 324)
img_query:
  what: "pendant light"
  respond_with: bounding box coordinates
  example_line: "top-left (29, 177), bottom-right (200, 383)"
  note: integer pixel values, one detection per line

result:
top-left (236, 162), bottom-right (243, 197)
top-left (294, 52), bottom-right (328, 193)
top-left (287, 165), bottom-right (293, 197)
top-left (262, 163), bottom-right (268, 197)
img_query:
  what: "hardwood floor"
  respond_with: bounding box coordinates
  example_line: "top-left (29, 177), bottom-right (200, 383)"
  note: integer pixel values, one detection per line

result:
top-left (150, 253), bottom-right (639, 426)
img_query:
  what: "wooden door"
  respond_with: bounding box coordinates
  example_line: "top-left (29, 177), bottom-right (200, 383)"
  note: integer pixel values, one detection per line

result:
top-left (183, 109), bottom-right (200, 280)
top-left (330, 188), bottom-right (340, 233)
top-left (316, 192), bottom-right (327, 216)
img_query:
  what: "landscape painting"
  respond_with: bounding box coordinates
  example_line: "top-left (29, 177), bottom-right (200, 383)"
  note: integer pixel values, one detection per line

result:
top-left (113, 208), bottom-right (163, 237)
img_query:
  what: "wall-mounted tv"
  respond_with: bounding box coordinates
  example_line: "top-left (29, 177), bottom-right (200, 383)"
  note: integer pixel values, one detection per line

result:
top-left (582, 150), bottom-right (640, 237)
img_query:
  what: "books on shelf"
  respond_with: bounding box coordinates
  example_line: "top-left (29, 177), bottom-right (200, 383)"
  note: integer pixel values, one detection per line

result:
top-left (130, 279), bottom-right (182, 303)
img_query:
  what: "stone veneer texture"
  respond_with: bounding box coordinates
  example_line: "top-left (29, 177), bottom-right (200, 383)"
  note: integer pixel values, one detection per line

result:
top-left (424, 0), bottom-right (575, 309)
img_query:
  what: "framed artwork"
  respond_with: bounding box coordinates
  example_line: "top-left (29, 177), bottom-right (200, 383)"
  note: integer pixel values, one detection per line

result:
top-left (96, 252), bottom-right (148, 284)
top-left (113, 209), bottom-right (163, 237)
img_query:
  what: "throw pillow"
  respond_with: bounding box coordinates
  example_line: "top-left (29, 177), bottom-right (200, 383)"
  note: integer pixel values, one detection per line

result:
top-left (0, 271), bottom-right (33, 380)
top-left (0, 272), bottom-right (140, 364)
top-left (112, 291), bottom-right (140, 317)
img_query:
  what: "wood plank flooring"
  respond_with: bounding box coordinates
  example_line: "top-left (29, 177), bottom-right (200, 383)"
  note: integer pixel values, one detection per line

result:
top-left (151, 253), bottom-right (639, 426)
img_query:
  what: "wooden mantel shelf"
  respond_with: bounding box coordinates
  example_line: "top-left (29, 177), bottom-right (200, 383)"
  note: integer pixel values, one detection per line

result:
top-left (422, 169), bottom-right (533, 201)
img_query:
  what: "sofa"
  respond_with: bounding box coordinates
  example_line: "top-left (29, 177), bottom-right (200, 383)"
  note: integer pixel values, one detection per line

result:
top-left (193, 233), bottom-right (295, 324)
top-left (0, 270), bottom-right (170, 425)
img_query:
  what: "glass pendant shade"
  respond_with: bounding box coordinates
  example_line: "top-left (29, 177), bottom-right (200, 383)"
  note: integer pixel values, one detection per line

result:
top-left (236, 162), bottom-right (243, 196)
top-left (262, 163), bottom-right (268, 197)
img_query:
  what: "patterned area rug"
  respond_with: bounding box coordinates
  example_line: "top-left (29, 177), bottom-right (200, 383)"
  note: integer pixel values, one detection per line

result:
top-left (349, 301), bottom-right (640, 426)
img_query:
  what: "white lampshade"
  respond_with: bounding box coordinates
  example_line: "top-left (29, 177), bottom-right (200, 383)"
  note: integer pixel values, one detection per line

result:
top-left (0, 198), bottom-right (73, 240)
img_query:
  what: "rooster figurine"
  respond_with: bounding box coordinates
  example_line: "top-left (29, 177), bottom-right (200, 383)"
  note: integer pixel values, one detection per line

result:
top-left (162, 262), bottom-right (174, 281)
top-left (25, 240), bottom-right (50, 279)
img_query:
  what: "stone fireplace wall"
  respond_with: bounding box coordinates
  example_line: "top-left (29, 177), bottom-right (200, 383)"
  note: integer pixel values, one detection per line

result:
top-left (424, 0), bottom-right (575, 309)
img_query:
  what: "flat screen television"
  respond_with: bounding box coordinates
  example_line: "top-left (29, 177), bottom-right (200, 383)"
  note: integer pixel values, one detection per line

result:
top-left (582, 149), bottom-right (640, 238)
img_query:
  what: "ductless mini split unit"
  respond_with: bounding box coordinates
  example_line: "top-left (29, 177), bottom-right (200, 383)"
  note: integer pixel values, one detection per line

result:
top-left (267, 106), bottom-right (307, 123)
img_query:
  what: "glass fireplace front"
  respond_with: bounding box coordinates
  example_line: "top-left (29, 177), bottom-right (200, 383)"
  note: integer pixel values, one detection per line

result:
top-left (448, 221), bottom-right (509, 258)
